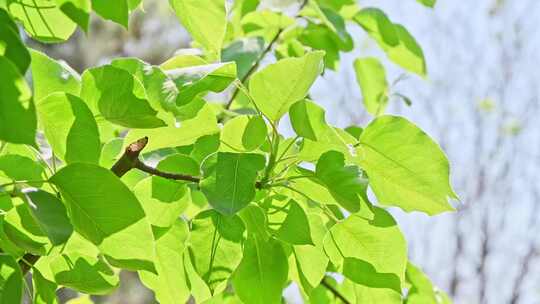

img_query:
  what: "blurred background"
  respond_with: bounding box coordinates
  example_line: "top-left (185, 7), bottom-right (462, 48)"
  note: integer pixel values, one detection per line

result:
top-left (27, 0), bottom-right (540, 303)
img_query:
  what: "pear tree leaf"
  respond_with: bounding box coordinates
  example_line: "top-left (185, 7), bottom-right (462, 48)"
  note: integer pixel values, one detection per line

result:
top-left (293, 244), bottom-right (328, 291)
top-left (315, 150), bottom-right (369, 213)
top-left (289, 99), bottom-right (328, 141)
top-left (323, 207), bottom-right (407, 283)
top-left (356, 115), bottom-right (457, 215)
top-left (54, 0), bottom-right (91, 32)
top-left (0, 154), bottom-right (44, 184)
top-left (354, 57), bottom-right (389, 115)
top-left (139, 220), bottom-right (191, 304)
top-left (0, 57), bottom-right (37, 146)
top-left (30, 49), bottom-right (81, 102)
top-left (165, 62), bottom-right (237, 106)
top-left (188, 210), bottom-right (245, 293)
top-left (124, 103), bottom-right (219, 153)
top-left (33, 268), bottom-right (59, 304)
top-left (222, 37), bottom-right (265, 79)
top-left (405, 262), bottom-right (438, 303)
top-left (0, 10), bottom-right (30, 74)
top-left (354, 8), bottom-right (426, 77)
top-left (220, 115), bottom-right (267, 152)
top-left (50, 163), bottom-right (156, 272)
top-left (50, 252), bottom-right (120, 294)
top-left (232, 236), bottom-right (288, 304)
top-left (0, 254), bottom-right (23, 303)
top-left (37, 93), bottom-right (101, 164)
top-left (25, 189), bottom-right (73, 246)
top-left (241, 10), bottom-right (294, 42)
top-left (263, 195), bottom-right (313, 245)
top-left (249, 51), bottom-right (325, 122)
top-left (6, 0), bottom-right (77, 42)
top-left (91, 0), bottom-right (129, 28)
top-left (201, 152), bottom-right (265, 215)
top-left (81, 64), bottom-right (166, 128)
top-left (169, 0), bottom-right (227, 60)
top-left (416, 0), bottom-right (436, 8)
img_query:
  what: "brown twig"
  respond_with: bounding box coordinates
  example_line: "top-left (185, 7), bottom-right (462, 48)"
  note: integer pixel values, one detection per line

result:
top-left (19, 253), bottom-right (40, 275)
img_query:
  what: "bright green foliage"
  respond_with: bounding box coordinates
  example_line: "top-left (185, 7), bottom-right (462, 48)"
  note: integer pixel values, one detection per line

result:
top-left (249, 51), bottom-right (325, 122)
top-left (201, 152), bottom-right (265, 215)
top-left (357, 116), bottom-right (457, 215)
top-left (417, 0), bottom-right (436, 8)
top-left (354, 57), bottom-right (389, 115)
top-left (221, 115), bottom-right (267, 152)
top-left (232, 236), bottom-right (288, 304)
top-left (50, 163), bottom-right (156, 272)
top-left (0, 1), bottom-right (456, 303)
top-left (315, 150), bottom-right (369, 213)
top-left (0, 10), bottom-right (30, 74)
top-left (169, 0), bottom-right (227, 60)
top-left (0, 254), bottom-right (22, 303)
top-left (354, 8), bottom-right (427, 77)
top-left (0, 57), bottom-right (37, 146)
top-left (30, 49), bottom-right (81, 102)
top-left (37, 93), bottom-right (101, 164)
top-left (55, 0), bottom-right (91, 32)
top-left (323, 208), bottom-right (406, 299)
top-left (289, 99), bottom-right (328, 141)
top-left (188, 210), bottom-right (244, 293)
top-left (32, 268), bottom-right (58, 304)
top-left (165, 62), bottom-right (237, 106)
top-left (6, 0), bottom-right (77, 42)
top-left (81, 64), bottom-right (166, 128)
top-left (92, 0), bottom-right (129, 28)
top-left (139, 220), bottom-right (190, 304)
top-left (25, 190), bottom-right (73, 245)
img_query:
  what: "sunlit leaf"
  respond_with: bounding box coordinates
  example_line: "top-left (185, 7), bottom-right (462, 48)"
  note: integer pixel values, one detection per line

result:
top-left (356, 116), bottom-right (457, 215)
top-left (0, 254), bottom-right (23, 303)
top-left (92, 0), bottom-right (129, 28)
top-left (354, 57), bottom-right (389, 115)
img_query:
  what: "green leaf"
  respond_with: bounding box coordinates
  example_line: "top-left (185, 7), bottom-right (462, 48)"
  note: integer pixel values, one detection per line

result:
top-left (354, 8), bottom-right (426, 77)
top-left (2, 199), bottom-right (50, 255)
top-left (416, 0), bottom-right (436, 8)
top-left (54, 0), bottom-right (91, 32)
top-left (33, 268), bottom-right (59, 304)
top-left (169, 0), bottom-right (227, 60)
top-left (232, 236), bottom-right (288, 304)
top-left (241, 10), bottom-right (294, 42)
top-left (222, 37), bottom-right (265, 79)
top-left (81, 64), bottom-right (166, 128)
top-left (405, 262), bottom-right (439, 304)
top-left (6, 0), bottom-right (77, 42)
top-left (249, 51), bottom-right (325, 122)
top-left (220, 115), bottom-right (267, 152)
top-left (356, 115), bottom-right (457, 215)
top-left (315, 150), bottom-right (369, 213)
top-left (238, 204), bottom-right (270, 240)
top-left (50, 252), bottom-right (120, 294)
top-left (25, 190), bottom-right (73, 245)
top-left (99, 138), bottom-right (123, 168)
top-left (293, 245), bottom-right (328, 291)
top-left (0, 154), bottom-right (44, 183)
top-left (50, 163), bottom-right (156, 272)
top-left (30, 49), bottom-right (81, 102)
top-left (123, 103), bottom-right (219, 153)
top-left (0, 254), bottom-right (23, 304)
top-left (0, 57), bottom-right (37, 146)
top-left (37, 93), bottom-right (101, 164)
top-left (289, 99), bottom-right (328, 141)
top-left (354, 57), bottom-right (389, 115)
top-left (91, 0), bottom-right (128, 27)
top-left (264, 195), bottom-right (312, 245)
top-left (165, 62), bottom-right (236, 106)
top-left (188, 210), bottom-right (244, 293)
top-left (201, 152), bottom-right (265, 215)
top-left (323, 207), bottom-right (407, 283)
top-left (139, 220), bottom-right (191, 304)
top-left (0, 9), bottom-right (30, 74)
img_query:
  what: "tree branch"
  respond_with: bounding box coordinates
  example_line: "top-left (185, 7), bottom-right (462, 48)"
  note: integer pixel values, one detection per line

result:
top-left (321, 277), bottom-right (351, 304)
top-left (224, 0), bottom-right (309, 110)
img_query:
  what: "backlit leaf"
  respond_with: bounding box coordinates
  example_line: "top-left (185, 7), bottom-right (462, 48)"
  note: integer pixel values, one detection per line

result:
top-left (354, 57), bottom-right (389, 115)
top-left (0, 254), bottom-right (23, 304)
